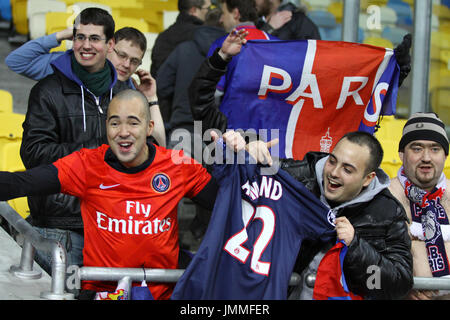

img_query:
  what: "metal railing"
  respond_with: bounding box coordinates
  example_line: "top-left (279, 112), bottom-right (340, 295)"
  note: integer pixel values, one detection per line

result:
top-left (2, 201), bottom-right (450, 299)
top-left (304, 273), bottom-right (450, 291)
top-left (0, 202), bottom-right (74, 300)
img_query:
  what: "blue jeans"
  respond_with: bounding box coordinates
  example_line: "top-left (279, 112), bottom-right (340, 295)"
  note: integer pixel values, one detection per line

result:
top-left (33, 227), bottom-right (84, 274)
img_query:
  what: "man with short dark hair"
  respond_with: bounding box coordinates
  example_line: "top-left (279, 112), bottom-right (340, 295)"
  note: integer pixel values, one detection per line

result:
top-left (150, 0), bottom-right (212, 79)
top-left (208, 0), bottom-right (278, 95)
top-left (189, 31), bottom-right (413, 299)
top-left (255, 0), bottom-right (321, 40)
top-left (0, 89), bottom-right (217, 300)
top-left (246, 130), bottom-right (413, 299)
top-left (150, 0), bottom-right (212, 124)
top-left (20, 7), bottom-right (127, 277)
top-left (5, 24), bottom-right (166, 148)
top-left (389, 112), bottom-right (450, 300)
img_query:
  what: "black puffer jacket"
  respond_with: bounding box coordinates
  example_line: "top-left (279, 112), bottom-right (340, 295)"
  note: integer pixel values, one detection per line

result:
top-left (20, 52), bottom-right (128, 230)
top-left (151, 11), bottom-right (204, 78)
top-left (282, 153), bottom-right (413, 299)
top-left (189, 53), bottom-right (413, 299)
top-left (157, 25), bottom-right (226, 133)
top-left (256, 2), bottom-right (321, 40)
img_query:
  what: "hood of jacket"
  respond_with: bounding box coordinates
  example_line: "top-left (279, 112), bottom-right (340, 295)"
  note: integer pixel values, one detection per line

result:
top-left (50, 50), bottom-right (118, 132)
top-left (193, 26), bottom-right (227, 57)
top-left (51, 50), bottom-right (118, 93)
top-left (315, 155), bottom-right (391, 211)
top-left (176, 11), bottom-right (204, 26)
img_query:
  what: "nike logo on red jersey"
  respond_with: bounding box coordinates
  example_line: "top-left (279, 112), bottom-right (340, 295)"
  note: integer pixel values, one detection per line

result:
top-left (99, 183), bottom-right (120, 190)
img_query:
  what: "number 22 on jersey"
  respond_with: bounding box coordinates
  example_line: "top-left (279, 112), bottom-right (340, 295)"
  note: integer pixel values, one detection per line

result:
top-left (224, 199), bottom-right (276, 276)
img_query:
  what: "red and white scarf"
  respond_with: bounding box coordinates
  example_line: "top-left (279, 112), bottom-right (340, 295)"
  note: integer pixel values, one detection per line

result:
top-left (398, 167), bottom-right (450, 277)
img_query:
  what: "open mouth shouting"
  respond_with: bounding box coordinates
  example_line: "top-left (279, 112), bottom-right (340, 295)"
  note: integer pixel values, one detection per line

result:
top-left (326, 176), bottom-right (342, 193)
top-left (117, 141), bottom-right (134, 154)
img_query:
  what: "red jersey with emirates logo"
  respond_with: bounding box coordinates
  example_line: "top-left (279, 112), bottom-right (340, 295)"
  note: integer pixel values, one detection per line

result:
top-left (53, 144), bottom-right (211, 299)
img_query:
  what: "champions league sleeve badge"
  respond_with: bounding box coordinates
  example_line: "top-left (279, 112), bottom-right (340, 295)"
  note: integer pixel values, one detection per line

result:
top-left (151, 173), bottom-right (171, 193)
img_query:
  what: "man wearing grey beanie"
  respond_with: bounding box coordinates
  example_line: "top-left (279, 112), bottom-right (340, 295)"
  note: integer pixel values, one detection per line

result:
top-left (389, 112), bottom-right (450, 300)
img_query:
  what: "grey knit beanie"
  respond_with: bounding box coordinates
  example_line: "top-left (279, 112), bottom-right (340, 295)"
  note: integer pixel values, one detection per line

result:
top-left (398, 112), bottom-right (449, 155)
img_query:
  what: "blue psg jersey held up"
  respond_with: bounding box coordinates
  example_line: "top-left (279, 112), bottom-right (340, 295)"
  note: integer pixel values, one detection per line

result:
top-left (171, 152), bottom-right (336, 300)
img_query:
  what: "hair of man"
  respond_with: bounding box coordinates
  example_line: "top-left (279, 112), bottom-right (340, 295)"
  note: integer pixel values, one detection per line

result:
top-left (178, 0), bottom-right (206, 12)
top-left (339, 131), bottom-right (384, 175)
top-left (220, 0), bottom-right (259, 23)
top-left (73, 7), bottom-right (115, 41)
top-left (114, 27), bottom-right (147, 53)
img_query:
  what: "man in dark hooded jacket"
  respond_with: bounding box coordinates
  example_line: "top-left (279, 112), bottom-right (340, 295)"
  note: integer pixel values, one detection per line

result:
top-left (157, 7), bottom-right (226, 147)
top-left (150, 0), bottom-right (212, 79)
top-left (255, 0), bottom-right (321, 40)
top-left (20, 8), bottom-right (128, 280)
top-left (186, 30), bottom-right (414, 299)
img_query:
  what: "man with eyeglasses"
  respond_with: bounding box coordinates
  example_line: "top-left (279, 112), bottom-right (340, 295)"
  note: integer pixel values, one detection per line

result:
top-left (13, 8), bottom-right (137, 294)
top-left (5, 26), bottom-right (165, 148)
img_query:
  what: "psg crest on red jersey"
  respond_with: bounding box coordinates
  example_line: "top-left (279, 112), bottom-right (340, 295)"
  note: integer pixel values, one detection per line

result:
top-left (151, 173), bottom-right (171, 193)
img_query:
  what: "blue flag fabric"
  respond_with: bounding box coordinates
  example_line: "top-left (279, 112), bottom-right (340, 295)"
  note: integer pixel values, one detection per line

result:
top-left (171, 148), bottom-right (336, 300)
top-left (218, 39), bottom-right (400, 160)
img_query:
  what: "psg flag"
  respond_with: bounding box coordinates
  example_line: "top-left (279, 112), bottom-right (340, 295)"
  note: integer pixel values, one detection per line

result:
top-left (219, 39), bottom-right (400, 160)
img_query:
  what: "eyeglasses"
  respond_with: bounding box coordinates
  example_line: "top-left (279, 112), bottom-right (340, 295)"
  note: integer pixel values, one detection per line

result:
top-left (113, 48), bottom-right (142, 67)
top-left (74, 34), bottom-right (106, 44)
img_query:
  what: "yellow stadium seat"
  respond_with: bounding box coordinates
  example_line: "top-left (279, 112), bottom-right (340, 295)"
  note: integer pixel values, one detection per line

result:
top-left (10, 0), bottom-right (28, 35)
top-left (441, 21), bottom-right (450, 33)
top-left (430, 87), bottom-right (450, 124)
top-left (114, 17), bottom-right (150, 33)
top-left (96, 0), bottom-right (140, 9)
top-left (71, 2), bottom-right (112, 14)
top-left (46, 12), bottom-right (73, 34)
top-left (432, 31), bottom-right (450, 51)
top-left (375, 116), bottom-right (406, 178)
top-left (0, 113), bottom-right (24, 142)
top-left (363, 36), bottom-right (394, 48)
top-left (0, 90), bottom-right (13, 113)
top-left (2, 141), bottom-right (29, 218)
top-left (303, 0), bottom-right (332, 11)
top-left (139, 1), bottom-right (178, 11)
top-left (45, 11), bottom-right (74, 52)
top-left (366, 0), bottom-right (388, 6)
top-left (113, 7), bottom-right (164, 33)
top-left (0, 142), bottom-right (29, 219)
top-left (0, 113), bottom-right (29, 218)
top-left (327, 1), bottom-right (343, 23)
top-left (433, 4), bottom-right (450, 23)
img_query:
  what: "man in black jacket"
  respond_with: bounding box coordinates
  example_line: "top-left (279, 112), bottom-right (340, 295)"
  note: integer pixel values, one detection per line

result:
top-left (20, 8), bottom-right (128, 281)
top-left (188, 30), bottom-right (414, 299)
top-left (150, 0), bottom-right (211, 124)
top-left (255, 0), bottom-right (321, 40)
top-left (150, 0), bottom-right (212, 79)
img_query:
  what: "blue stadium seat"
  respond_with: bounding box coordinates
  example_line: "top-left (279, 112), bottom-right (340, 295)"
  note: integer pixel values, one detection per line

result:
top-left (387, 0), bottom-right (413, 26)
top-left (320, 24), bottom-right (365, 42)
top-left (307, 10), bottom-right (337, 29)
top-left (0, 0), bottom-right (11, 21)
top-left (381, 26), bottom-right (409, 46)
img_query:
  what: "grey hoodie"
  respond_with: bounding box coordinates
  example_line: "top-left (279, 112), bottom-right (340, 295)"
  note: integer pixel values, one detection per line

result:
top-left (295, 156), bottom-right (391, 300)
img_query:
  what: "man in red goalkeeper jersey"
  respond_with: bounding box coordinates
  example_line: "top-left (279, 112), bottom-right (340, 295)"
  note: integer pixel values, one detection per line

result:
top-left (0, 89), bottom-right (217, 299)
